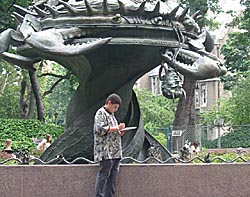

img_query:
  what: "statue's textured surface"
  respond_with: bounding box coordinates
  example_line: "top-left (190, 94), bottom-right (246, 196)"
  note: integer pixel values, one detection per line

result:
top-left (0, 0), bottom-right (226, 162)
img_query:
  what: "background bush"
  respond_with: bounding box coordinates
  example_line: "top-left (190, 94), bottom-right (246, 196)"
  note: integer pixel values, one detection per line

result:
top-left (203, 126), bottom-right (250, 148)
top-left (0, 118), bottom-right (64, 153)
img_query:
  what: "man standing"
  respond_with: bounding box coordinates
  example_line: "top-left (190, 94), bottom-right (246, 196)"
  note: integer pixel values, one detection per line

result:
top-left (94, 93), bottom-right (126, 197)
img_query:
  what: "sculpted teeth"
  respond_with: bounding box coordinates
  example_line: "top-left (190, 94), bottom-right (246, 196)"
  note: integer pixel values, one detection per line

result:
top-left (176, 60), bottom-right (192, 67)
top-left (62, 31), bottom-right (87, 40)
top-left (65, 39), bottom-right (97, 46)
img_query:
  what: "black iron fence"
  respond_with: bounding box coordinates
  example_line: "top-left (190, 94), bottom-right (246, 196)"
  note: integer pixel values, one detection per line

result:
top-left (0, 152), bottom-right (249, 165)
top-left (1, 124), bottom-right (250, 165)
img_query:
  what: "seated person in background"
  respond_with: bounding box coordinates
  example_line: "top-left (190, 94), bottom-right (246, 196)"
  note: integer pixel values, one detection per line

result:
top-left (179, 141), bottom-right (191, 161)
top-left (2, 139), bottom-right (16, 158)
top-left (37, 134), bottom-right (52, 151)
top-left (190, 141), bottom-right (201, 157)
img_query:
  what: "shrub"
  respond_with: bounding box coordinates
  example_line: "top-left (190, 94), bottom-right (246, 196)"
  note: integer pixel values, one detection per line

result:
top-left (203, 126), bottom-right (250, 148)
top-left (0, 119), bottom-right (64, 153)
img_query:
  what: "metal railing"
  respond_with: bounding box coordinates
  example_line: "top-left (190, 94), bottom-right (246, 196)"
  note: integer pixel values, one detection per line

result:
top-left (0, 153), bottom-right (249, 165)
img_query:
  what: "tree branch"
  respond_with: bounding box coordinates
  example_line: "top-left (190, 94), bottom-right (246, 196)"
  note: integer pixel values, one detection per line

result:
top-left (29, 69), bottom-right (45, 122)
top-left (39, 72), bottom-right (69, 78)
top-left (6, 0), bottom-right (17, 12)
top-left (43, 71), bottom-right (71, 97)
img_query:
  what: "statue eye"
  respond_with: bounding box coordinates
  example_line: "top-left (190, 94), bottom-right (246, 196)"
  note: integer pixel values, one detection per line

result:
top-left (151, 16), bottom-right (163, 25)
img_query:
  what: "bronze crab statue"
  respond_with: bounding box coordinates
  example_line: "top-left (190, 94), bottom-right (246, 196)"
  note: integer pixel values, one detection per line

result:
top-left (0, 0), bottom-right (226, 163)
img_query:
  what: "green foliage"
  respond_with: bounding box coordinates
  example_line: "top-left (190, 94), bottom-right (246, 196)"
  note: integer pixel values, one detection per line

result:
top-left (134, 88), bottom-right (175, 147)
top-left (41, 63), bottom-right (78, 125)
top-left (152, 133), bottom-right (167, 147)
top-left (0, 62), bottom-right (23, 118)
top-left (0, 84), bottom-right (20, 118)
top-left (193, 150), bottom-right (250, 163)
top-left (201, 72), bottom-right (250, 126)
top-left (180, 0), bottom-right (223, 29)
top-left (0, 0), bottom-right (32, 32)
top-left (200, 73), bottom-right (250, 149)
top-left (222, 33), bottom-right (250, 74)
top-left (228, 74), bottom-right (250, 125)
top-left (199, 97), bottom-right (234, 126)
top-left (239, 0), bottom-right (250, 29)
top-left (0, 118), bottom-right (64, 153)
top-left (203, 126), bottom-right (250, 148)
top-left (221, 1), bottom-right (250, 90)
top-left (134, 88), bottom-right (177, 129)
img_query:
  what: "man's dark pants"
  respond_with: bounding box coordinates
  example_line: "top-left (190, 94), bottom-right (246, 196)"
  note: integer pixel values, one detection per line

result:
top-left (94, 158), bottom-right (120, 197)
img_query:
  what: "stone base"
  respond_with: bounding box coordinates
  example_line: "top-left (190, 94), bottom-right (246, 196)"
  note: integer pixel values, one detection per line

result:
top-left (0, 164), bottom-right (249, 197)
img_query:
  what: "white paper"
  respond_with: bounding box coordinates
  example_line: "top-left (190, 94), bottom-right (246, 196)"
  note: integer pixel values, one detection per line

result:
top-left (120, 126), bottom-right (137, 132)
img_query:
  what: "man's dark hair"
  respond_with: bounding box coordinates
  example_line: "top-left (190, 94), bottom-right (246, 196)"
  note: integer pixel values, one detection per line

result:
top-left (106, 93), bottom-right (122, 105)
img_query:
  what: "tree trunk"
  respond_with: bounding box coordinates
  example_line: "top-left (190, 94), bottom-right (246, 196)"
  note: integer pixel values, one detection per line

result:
top-left (28, 69), bottom-right (45, 122)
top-left (26, 92), bottom-right (35, 119)
top-left (187, 98), bottom-right (197, 142)
top-left (19, 78), bottom-right (29, 118)
top-left (173, 77), bottom-right (196, 129)
top-left (0, 71), bottom-right (9, 97)
top-left (172, 77), bottom-right (196, 150)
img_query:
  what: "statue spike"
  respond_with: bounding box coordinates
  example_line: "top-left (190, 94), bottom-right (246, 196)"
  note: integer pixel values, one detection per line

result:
top-left (181, 88), bottom-right (186, 99)
top-left (191, 10), bottom-right (200, 20)
top-left (85, 0), bottom-right (97, 16)
top-left (178, 7), bottom-right (189, 21)
top-left (33, 5), bottom-right (49, 18)
top-left (138, 1), bottom-right (146, 15)
top-left (12, 12), bottom-right (24, 24)
top-left (169, 5), bottom-right (180, 19)
top-left (59, 0), bottom-right (79, 15)
top-left (152, 2), bottom-right (160, 15)
top-left (118, 0), bottom-right (127, 14)
top-left (172, 93), bottom-right (175, 100)
top-left (13, 4), bottom-right (38, 17)
top-left (194, 15), bottom-right (203, 22)
top-left (44, 4), bottom-right (60, 18)
top-left (102, 0), bottom-right (110, 15)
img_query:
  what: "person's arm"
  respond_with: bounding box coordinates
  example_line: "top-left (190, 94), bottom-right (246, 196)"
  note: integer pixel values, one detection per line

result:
top-left (107, 123), bottom-right (125, 134)
top-left (37, 139), bottom-right (46, 150)
top-left (94, 111), bottom-right (115, 136)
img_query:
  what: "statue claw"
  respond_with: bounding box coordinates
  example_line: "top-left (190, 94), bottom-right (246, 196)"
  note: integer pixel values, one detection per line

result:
top-left (162, 48), bottom-right (227, 80)
top-left (1, 52), bottom-right (38, 70)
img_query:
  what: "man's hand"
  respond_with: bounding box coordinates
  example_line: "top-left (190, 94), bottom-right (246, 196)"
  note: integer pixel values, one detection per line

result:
top-left (118, 123), bottom-right (126, 136)
top-left (120, 130), bottom-right (127, 136)
top-left (118, 123), bottom-right (125, 130)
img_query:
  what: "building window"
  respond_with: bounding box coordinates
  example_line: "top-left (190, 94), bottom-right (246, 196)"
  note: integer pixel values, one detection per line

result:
top-left (159, 80), bottom-right (162, 95)
top-left (195, 90), bottom-right (200, 108)
top-left (151, 76), bottom-right (162, 95)
top-left (200, 84), bottom-right (207, 107)
top-left (151, 76), bottom-right (158, 94)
